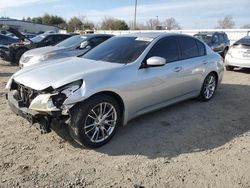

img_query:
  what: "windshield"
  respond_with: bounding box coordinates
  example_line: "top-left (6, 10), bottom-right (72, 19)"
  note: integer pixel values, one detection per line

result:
top-left (234, 37), bottom-right (250, 46)
top-left (30, 34), bottom-right (46, 43)
top-left (194, 34), bottom-right (212, 44)
top-left (83, 36), bottom-right (152, 64)
top-left (56, 35), bottom-right (87, 48)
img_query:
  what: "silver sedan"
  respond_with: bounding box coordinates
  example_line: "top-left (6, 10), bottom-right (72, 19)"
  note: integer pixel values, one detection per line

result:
top-left (6, 33), bottom-right (224, 148)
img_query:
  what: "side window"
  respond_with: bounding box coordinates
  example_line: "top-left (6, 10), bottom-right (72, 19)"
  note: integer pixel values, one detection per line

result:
top-left (218, 34), bottom-right (224, 43)
top-left (223, 34), bottom-right (229, 41)
top-left (59, 35), bottom-right (70, 41)
top-left (179, 36), bottom-right (199, 59)
top-left (147, 37), bottom-right (179, 63)
top-left (213, 34), bottom-right (219, 44)
top-left (50, 35), bottom-right (63, 45)
top-left (89, 37), bottom-right (106, 48)
top-left (42, 36), bottom-right (54, 45)
top-left (196, 40), bottom-right (206, 56)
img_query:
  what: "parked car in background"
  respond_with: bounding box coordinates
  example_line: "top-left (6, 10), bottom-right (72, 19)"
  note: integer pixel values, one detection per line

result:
top-left (194, 32), bottom-right (230, 57)
top-left (0, 26), bottom-right (72, 64)
top-left (6, 33), bottom-right (224, 148)
top-left (0, 34), bottom-right (19, 45)
top-left (20, 34), bottom-right (113, 68)
top-left (23, 33), bottom-right (37, 39)
top-left (225, 36), bottom-right (250, 71)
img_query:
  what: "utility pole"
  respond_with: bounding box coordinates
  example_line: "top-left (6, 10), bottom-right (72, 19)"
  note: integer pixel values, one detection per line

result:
top-left (134, 0), bottom-right (137, 30)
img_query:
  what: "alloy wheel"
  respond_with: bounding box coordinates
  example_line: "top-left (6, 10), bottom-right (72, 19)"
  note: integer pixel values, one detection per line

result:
top-left (84, 102), bottom-right (117, 143)
top-left (203, 75), bottom-right (216, 99)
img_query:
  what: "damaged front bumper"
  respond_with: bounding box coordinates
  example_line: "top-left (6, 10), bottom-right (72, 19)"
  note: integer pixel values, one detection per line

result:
top-left (7, 90), bottom-right (66, 133)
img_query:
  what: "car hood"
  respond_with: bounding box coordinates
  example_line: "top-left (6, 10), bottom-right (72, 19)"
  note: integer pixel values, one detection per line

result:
top-left (12, 57), bottom-right (124, 91)
top-left (24, 46), bottom-right (66, 56)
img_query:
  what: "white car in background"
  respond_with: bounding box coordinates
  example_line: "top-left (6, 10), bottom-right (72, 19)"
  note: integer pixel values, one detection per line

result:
top-left (225, 36), bottom-right (250, 71)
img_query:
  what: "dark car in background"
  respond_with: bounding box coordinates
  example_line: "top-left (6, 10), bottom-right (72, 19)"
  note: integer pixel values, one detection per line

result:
top-left (0, 34), bottom-right (20, 45)
top-left (20, 34), bottom-right (113, 68)
top-left (194, 32), bottom-right (230, 57)
top-left (0, 26), bottom-right (72, 64)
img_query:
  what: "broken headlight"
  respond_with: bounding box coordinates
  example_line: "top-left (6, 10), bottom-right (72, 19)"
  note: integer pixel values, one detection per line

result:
top-left (29, 80), bottom-right (83, 111)
top-left (51, 80), bottom-right (83, 108)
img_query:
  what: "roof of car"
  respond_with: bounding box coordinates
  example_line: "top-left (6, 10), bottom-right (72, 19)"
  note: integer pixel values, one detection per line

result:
top-left (196, 31), bottom-right (226, 35)
top-left (44, 33), bottom-right (71, 36)
top-left (117, 32), bottom-right (180, 39)
top-left (84, 34), bottom-right (114, 38)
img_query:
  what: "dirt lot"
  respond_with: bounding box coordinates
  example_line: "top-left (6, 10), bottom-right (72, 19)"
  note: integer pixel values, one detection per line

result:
top-left (0, 60), bottom-right (249, 188)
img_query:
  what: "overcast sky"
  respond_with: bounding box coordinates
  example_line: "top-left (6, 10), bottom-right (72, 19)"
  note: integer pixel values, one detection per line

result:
top-left (0, 0), bottom-right (249, 29)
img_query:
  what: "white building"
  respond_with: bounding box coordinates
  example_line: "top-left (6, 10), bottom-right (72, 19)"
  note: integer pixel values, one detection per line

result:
top-left (0, 18), bottom-right (60, 34)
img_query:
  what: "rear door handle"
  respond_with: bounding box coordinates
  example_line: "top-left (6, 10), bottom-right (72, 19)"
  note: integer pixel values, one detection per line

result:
top-left (202, 60), bottom-right (208, 65)
top-left (174, 67), bottom-right (182, 72)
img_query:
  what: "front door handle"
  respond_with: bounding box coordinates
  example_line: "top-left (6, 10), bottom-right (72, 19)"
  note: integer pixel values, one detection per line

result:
top-left (174, 67), bottom-right (182, 72)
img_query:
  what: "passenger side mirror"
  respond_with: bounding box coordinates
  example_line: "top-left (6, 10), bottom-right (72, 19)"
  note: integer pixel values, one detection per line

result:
top-left (79, 41), bottom-right (88, 49)
top-left (146, 56), bottom-right (166, 67)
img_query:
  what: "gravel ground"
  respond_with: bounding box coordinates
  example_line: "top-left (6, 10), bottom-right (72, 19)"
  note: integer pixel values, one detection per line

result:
top-left (0, 59), bottom-right (249, 188)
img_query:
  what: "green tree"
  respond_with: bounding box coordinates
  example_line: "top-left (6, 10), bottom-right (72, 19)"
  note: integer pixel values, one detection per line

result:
top-left (101, 17), bottom-right (129, 30)
top-left (30, 14), bottom-right (66, 28)
top-left (67, 17), bottom-right (83, 32)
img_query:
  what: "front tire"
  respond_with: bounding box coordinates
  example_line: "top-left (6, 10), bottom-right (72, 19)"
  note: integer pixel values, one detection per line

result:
top-left (199, 73), bottom-right (217, 101)
top-left (69, 94), bottom-right (121, 148)
top-left (225, 66), bottom-right (234, 71)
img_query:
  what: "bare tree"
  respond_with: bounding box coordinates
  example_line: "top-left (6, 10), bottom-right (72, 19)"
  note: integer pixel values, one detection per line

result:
top-left (164, 17), bottom-right (181, 30)
top-left (241, 24), bottom-right (250, 29)
top-left (216, 15), bottom-right (235, 29)
top-left (78, 15), bottom-right (95, 30)
top-left (145, 18), bottom-right (159, 30)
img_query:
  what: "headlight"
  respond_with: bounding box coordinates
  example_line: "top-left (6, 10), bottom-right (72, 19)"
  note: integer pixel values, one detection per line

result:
top-left (29, 94), bottom-right (59, 112)
top-left (29, 80), bottom-right (83, 111)
top-left (20, 55), bottom-right (32, 63)
top-left (52, 80), bottom-right (83, 107)
top-left (37, 52), bottom-right (56, 62)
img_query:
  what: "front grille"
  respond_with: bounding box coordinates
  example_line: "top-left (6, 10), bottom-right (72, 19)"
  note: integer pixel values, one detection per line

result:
top-left (12, 81), bottom-right (38, 108)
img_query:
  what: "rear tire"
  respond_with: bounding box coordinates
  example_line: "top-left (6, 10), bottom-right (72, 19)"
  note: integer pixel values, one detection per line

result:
top-left (225, 66), bottom-right (234, 71)
top-left (199, 73), bottom-right (217, 102)
top-left (68, 94), bottom-right (121, 148)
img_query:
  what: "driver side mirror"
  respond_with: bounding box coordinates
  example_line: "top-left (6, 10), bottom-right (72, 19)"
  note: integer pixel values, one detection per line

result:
top-left (140, 56), bottom-right (166, 69)
top-left (146, 56), bottom-right (166, 67)
top-left (80, 41), bottom-right (89, 49)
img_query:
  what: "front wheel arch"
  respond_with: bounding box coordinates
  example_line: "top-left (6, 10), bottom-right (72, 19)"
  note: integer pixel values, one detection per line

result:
top-left (68, 93), bottom-right (123, 148)
top-left (71, 91), bottom-right (125, 125)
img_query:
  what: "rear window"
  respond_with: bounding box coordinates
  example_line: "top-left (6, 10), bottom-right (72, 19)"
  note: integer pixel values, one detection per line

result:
top-left (194, 34), bottom-right (212, 43)
top-left (234, 37), bottom-right (250, 46)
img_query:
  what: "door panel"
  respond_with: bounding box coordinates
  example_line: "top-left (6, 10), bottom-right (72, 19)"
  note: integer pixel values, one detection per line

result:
top-left (134, 61), bottom-right (183, 113)
top-left (178, 56), bottom-right (206, 94)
